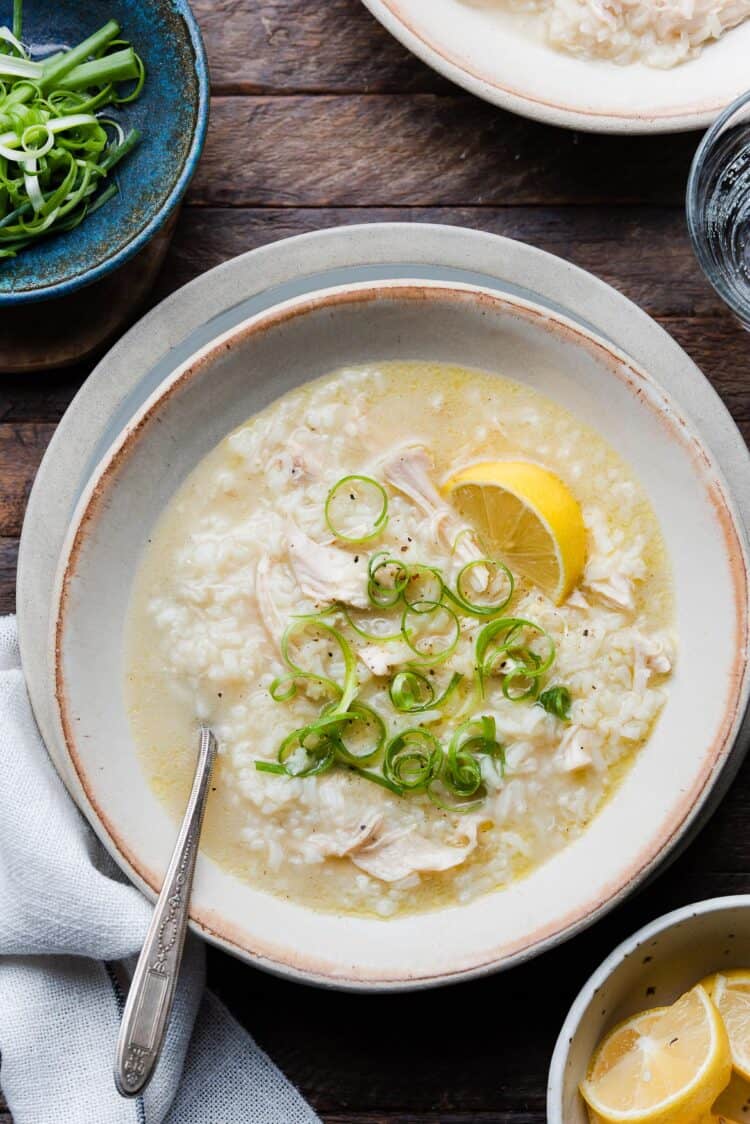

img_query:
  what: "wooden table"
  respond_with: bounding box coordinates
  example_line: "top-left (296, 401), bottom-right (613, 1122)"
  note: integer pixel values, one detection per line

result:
top-left (2, 3), bottom-right (749, 1121)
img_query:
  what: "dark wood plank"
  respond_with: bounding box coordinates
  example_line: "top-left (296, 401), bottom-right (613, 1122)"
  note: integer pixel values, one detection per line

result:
top-left (0, 2), bottom-right (745, 1117)
top-left (156, 205), bottom-right (723, 318)
top-left (193, 0), bottom-right (449, 94)
top-left (0, 204), bottom-right (727, 426)
top-left (0, 214), bottom-right (177, 375)
top-left (190, 97), bottom-right (700, 207)
top-left (0, 538), bottom-right (18, 615)
top-left (0, 425), bottom-right (56, 539)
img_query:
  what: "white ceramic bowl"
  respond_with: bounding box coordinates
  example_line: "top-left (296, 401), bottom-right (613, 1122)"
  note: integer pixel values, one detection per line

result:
top-left (548, 896), bottom-right (750, 1122)
top-left (361, 0), bottom-right (750, 133)
top-left (51, 280), bottom-right (750, 989)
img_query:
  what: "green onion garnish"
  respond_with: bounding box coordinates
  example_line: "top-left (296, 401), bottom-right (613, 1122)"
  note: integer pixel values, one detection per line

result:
top-left (324, 701), bottom-right (386, 766)
top-left (275, 616), bottom-right (358, 714)
top-left (367, 552), bottom-right (409, 608)
top-left (256, 482), bottom-right (565, 813)
top-left (402, 564), bottom-right (444, 611)
top-left (538, 685), bottom-right (572, 720)
top-left (475, 616), bottom-right (555, 701)
top-left (325, 475), bottom-right (389, 544)
top-left (401, 601), bottom-right (461, 666)
top-left (341, 606), bottom-right (402, 643)
top-left (388, 669), bottom-right (462, 713)
top-left (0, 11), bottom-right (145, 260)
top-left (383, 728), bottom-right (443, 791)
top-left (444, 558), bottom-right (514, 617)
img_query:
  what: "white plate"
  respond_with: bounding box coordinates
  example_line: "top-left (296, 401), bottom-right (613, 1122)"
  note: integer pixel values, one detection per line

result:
top-left (50, 279), bottom-right (750, 989)
top-left (17, 223), bottom-right (750, 987)
top-left (361, 0), bottom-right (750, 133)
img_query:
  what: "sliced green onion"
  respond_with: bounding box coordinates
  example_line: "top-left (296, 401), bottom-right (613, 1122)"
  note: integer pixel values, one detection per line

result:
top-left (0, 54), bottom-right (42, 81)
top-left (277, 616), bottom-right (358, 713)
top-left (402, 564), bottom-right (444, 611)
top-left (389, 669), bottom-right (462, 713)
top-left (388, 669), bottom-right (432, 711)
top-left (450, 715), bottom-right (505, 768)
top-left (538, 685), bottom-right (572, 720)
top-left (347, 766), bottom-right (405, 797)
top-left (98, 126), bottom-right (140, 172)
top-left (255, 761), bottom-right (288, 776)
top-left (342, 606), bottom-right (402, 643)
top-left (445, 558), bottom-right (514, 618)
top-left (367, 552), bottom-right (409, 608)
top-left (324, 475), bottom-right (389, 544)
top-left (0, 16), bottom-right (144, 262)
top-left (277, 720), bottom-right (339, 778)
top-left (57, 47), bottom-right (140, 93)
top-left (445, 744), bottom-right (483, 796)
top-left (268, 671), bottom-right (340, 704)
top-left (383, 728), bottom-right (443, 791)
top-left (108, 40), bottom-right (146, 104)
top-left (401, 602), bottom-right (460, 666)
top-left (476, 617), bottom-right (555, 701)
top-left (326, 701), bottom-right (386, 766)
top-left (38, 20), bottom-right (121, 94)
top-left (427, 716), bottom-right (499, 813)
top-left (12, 1), bottom-right (23, 44)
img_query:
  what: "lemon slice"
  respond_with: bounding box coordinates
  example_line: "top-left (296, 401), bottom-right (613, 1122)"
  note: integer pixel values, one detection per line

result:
top-left (443, 460), bottom-right (586, 603)
top-left (580, 984), bottom-right (732, 1124)
top-left (701, 973), bottom-right (750, 1082)
top-left (713, 1070), bottom-right (750, 1121)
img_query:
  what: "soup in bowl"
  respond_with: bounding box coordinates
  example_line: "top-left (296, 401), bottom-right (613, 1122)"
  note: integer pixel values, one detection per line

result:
top-left (52, 282), bottom-right (749, 988)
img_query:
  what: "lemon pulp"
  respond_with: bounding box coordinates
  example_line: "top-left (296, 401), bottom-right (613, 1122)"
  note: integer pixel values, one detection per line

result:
top-left (444, 460), bottom-right (586, 604)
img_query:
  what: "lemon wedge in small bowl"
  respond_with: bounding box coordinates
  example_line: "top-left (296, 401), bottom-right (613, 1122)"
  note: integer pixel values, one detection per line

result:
top-left (701, 972), bottom-right (750, 1083)
top-left (579, 984), bottom-right (732, 1124)
top-left (443, 460), bottom-right (586, 604)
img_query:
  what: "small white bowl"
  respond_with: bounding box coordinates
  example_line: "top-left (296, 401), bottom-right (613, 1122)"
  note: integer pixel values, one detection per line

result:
top-left (548, 896), bottom-right (750, 1123)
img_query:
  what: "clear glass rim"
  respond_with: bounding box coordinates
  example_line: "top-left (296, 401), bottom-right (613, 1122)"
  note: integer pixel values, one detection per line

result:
top-left (686, 87), bottom-right (750, 323)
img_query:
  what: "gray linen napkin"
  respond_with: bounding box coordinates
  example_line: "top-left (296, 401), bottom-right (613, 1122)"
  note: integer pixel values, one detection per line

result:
top-left (0, 616), bottom-right (321, 1124)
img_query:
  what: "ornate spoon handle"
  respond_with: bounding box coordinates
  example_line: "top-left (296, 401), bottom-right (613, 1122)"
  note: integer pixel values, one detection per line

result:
top-left (114, 726), bottom-right (217, 1097)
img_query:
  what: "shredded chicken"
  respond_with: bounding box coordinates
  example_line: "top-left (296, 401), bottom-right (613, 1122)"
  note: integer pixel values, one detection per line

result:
top-left (350, 820), bottom-right (480, 882)
top-left (357, 643), bottom-right (411, 678)
top-left (287, 526), bottom-right (369, 608)
top-left (586, 573), bottom-right (635, 612)
top-left (255, 555), bottom-right (284, 653)
top-left (632, 631), bottom-right (673, 691)
top-left (307, 814), bottom-right (384, 859)
top-left (382, 446), bottom-right (442, 513)
top-left (638, 634), bottom-right (672, 676)
top-left (382, 446), bottom-right (486, 582)
top-left (566, 588), bottom-right (590, 610)
top-left (557, 725), bottom-right (596, 772)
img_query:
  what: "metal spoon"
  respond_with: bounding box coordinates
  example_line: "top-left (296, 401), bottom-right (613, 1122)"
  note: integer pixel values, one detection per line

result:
top-left (114, 726), bottom-right (218, 1097)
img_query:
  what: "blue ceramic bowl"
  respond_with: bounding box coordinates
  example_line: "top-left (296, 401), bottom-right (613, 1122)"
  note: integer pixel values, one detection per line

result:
top-left (0, 0), bottom-right (209, 304)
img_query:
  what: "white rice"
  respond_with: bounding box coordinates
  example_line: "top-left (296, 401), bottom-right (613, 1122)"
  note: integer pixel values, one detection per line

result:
top-left (126, 362), bottom-right (675, 918)
top-left (488, 0), bottom-right (750, 67)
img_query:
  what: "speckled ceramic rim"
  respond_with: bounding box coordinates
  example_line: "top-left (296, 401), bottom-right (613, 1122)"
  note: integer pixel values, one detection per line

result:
top-left (547, 894), bottom-right (750, 1121)
top-left (0, 0), bottom-right (209, 305)
top-left (361, 0), bottom-right (740, 133)
top-left (51, 279), bottom-right (750, 990)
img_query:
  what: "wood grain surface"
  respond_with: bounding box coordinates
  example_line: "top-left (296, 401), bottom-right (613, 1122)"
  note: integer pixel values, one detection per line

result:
top-left (2, 1), bottom-right (749, 1121)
